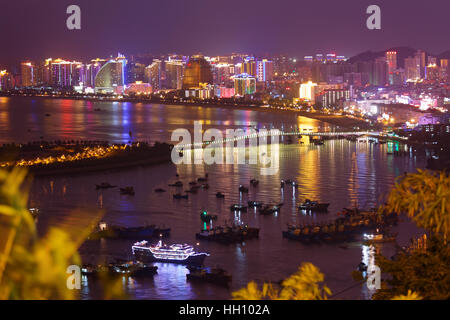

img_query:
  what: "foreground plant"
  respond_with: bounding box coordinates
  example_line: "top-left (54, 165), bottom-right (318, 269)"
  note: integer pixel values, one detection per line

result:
top-left (232, 263), bottom-right (331, 300)
top-left (0, 168), bottom-right (124, 299)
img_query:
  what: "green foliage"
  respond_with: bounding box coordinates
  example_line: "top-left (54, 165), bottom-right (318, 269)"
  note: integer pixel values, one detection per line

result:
top-left (383, 170), bottom-right (450, 237)
top-left (0, 168), bottom-right (125, 299)
top-left (373, 235), bottom-right (450, 300)
top-left (391, 290), bottom-right (422, 300)
top-left (232, 263), bottom-right (331, 300)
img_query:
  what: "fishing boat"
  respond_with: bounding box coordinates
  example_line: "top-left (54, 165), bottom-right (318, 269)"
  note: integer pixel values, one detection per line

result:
top-left (96, 182), bottom-right (117, 189)
top-left (82, 262), bottom-right (158, 278)
top-left (186, 266), bottom-right (232, 287)
top-left (132, 240), bottom-right (209, 265)
top-left (259, 205), bottom-right (280, 215)
top-left (248, 201), bottom-right (263, 208)
top-left (230, 204), bottom-right (247, 212)
top-left (363, 231), bottom-right (397, 244)
top-left (298, 199), bottom-right (329, 212)
top-left (200, 211), bottom-right (217, 223)
top-left (173, 193), bottom-right (188, 199)
top-left (196, 225), bottom-right (259, 244)
top-left (238, 185), bottom-right (249, 193)
top-left (168, 181), bottom-right (183, 187)
top-left (120, 186), bottom-right (135, 195)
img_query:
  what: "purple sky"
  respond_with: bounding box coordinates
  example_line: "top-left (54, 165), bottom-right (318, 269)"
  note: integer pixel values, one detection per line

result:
top-left (1, 0), bottom-right (449, 67)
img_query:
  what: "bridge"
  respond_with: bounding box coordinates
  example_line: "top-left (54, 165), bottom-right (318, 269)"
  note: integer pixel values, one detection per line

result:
top-left (174, 129), bottom-right (406, 150)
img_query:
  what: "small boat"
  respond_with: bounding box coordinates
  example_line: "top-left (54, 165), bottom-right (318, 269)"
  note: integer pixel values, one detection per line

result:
top-left (154, 188), bottom-right (166, 193)
top-left (29, 208), bottom-right (40, 218)
top-left (313, 140), bottom-right (324, 145)
top-left (298, 199), bottom-right (329, 212)
top-left (186, 266), bottom-right (232, 287)
top-left (96, 182), bottom-right (117, 189)
top-left (185, 188), bottom-right (198, 194)
top-left (189, 181), bottom-right (197, 185)
top-left (259, 205), bottom-right (280, 215)
top-left (201, 184), bottom-right (209, 189)
top-left (197, 177), bottom-right (208, 182)
top-left (363, 231), bottom-right (397, 243)
top-left (238, 185), bottom-right (249, 193)
top-left (250, 179), bottom-right (259, 187)
top-left (230, 204), bottom-right (247, 212)
top-left (120, 186), bottom-right (135, 195)
top-left (82, 262), bottom-right (158, 278)
top-left (173, 193), bottom-right (188, 199)
top-left (216, 192), bottom-right (225, 198)
top-left (247, 201), bottom-right (263, 208)
top-left (200, 211), bottom-right (218, 223)
top-left (168, 181), bottom-right (183, 187)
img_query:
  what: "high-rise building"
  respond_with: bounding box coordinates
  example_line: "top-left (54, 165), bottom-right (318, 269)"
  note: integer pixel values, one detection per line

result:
top-left (182, 55), bottom-right (213, 89)
top-left (373, 57), bottom-right (388, 86)
top-left (404, 56), bottom-right (420, 81)
top-left (426, 63), bottom-right (439, 81)
top-left (385, 51), bottom-right (397, 85)
top-left (233, 73), bottom-right (256, 96)
top-left (415, 50), bottom-right (426, 78)
top-left (94, 55), bottom-right (127, 93)
top-left (212, 63), bottom-right (234, 87)
top-left (256, 59), bottom-right (274, 82)
top-left (127, 62), bottom-right (146, 84)
top-left (241, 57), bottom-right (257, 77)
top-left (299, 81), bottom-right (318, 104)
top-left (145, 59), bottom-right (162, 92)
top-left (50, 59), bottom-right (84, 88)
top-left (165, 59), bottom-right (184, 89)
top-left (20, 62), bottom-right (34, 87)
top-left (0, 70), bottom-right (16, 90)
top-left (385, 51), bottom-right (397, 73)
top-left (440, 59), bottom-right (449, 81)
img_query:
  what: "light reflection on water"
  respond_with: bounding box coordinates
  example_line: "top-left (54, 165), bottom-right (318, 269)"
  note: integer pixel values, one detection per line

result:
top-left (0, 97), bottom-right (428, 299)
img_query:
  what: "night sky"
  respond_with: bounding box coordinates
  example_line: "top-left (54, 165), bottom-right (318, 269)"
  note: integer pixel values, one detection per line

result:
top-left (1, 0), bottom-right (449, 66)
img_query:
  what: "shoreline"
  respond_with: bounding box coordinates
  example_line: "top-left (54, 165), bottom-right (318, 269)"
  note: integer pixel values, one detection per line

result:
top-left (1, 93), bottom-right (375, 130)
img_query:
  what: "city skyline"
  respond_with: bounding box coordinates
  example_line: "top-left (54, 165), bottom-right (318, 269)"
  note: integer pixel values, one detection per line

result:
top-left (1, 0), bottom-right (450, 68)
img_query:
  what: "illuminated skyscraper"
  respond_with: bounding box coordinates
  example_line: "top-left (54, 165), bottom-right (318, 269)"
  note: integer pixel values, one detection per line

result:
top-left (241, 57), bottom-right (257, 77)
top-left (440, 59), bottom-right (449, 81)
top-left (256, 59), bottom-right (274, 82)
top-left (165, 59), bottom-right (184, 89)
top-left (373, 57), bottom-right (388, 86)
top-left (182, 55), bottom-right (213, 89)
top-left (146, 59), bottom-right (162, 91)
top-left (0, 70), bottom-right (15, 91)
top-left (94, 55), bottom-right (127, 93)
top-left (233, 73), bottom-right (256, 96)
top-left (404, 56), bottom-right (420, 81)
top-left (415, 50), bottom-right (426, 78)
top-left (20, 62), bottom-right (34, 87)
top-left (50, 59), bottom-right (84, 88)
top-left (299, 81), bottom-right (317, 104)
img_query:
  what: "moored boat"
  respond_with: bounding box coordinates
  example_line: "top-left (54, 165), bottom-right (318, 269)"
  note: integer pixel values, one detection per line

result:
top-left (186, 266), bottom-right (232, 287)
top-left (132, 240), bottom-right (209, 265)
top-left (298, 199), bottom-right (329, 212)
top-left (120, 186), bottom-right (135, 195)
top-left (230, 204), bottom-right (247, 212)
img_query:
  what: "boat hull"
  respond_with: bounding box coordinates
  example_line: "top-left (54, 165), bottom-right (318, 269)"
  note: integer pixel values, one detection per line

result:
top-left (133, 248), bottom-right (208, 265)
